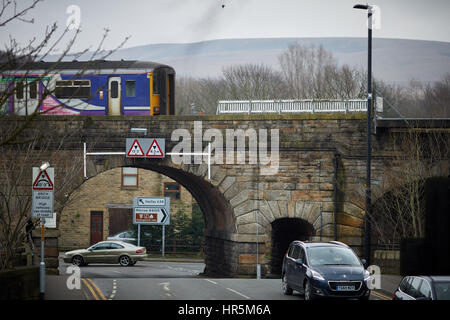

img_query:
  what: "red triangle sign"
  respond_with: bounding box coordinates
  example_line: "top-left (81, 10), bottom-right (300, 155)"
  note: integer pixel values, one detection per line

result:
top-left (146, 139), bottom-right (164, 157)
top-left (33, 170), bottom-right (54, 190)
top-left (127, 139), bottom-right (145, 157)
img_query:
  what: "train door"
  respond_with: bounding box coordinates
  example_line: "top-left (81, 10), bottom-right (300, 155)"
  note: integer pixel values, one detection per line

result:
top-left (14, 79), bottom-right (39, 115)
top-left (168, 73), bottom-right (175, 115)
top-left (158, 70), bottom-right (168, 115)
top-left (108, 77), bottom-right (121, 115)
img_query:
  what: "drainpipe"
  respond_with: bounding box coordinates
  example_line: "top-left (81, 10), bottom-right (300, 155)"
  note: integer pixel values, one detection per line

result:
top-left (333, 154), bottom-right (339, 241)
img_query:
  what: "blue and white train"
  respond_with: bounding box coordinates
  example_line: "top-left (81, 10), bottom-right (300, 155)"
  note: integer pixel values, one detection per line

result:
top-left (1, 60), bottom-right (176, 116)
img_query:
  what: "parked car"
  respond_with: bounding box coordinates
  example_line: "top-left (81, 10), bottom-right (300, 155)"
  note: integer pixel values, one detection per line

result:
top-left (281, 241), bottom-right (371, 300)
top-left (393, 275), bottom-right (450, 300)
top-left (63, 241), bottom-right (146, 267)
top-left (107, 230), bottom-right (151, 244)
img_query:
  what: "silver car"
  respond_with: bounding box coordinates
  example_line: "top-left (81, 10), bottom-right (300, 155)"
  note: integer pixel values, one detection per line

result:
top-left (63, 241), bottom-right (146, 266)
top-left (106, 230), bottom-right (152, 244)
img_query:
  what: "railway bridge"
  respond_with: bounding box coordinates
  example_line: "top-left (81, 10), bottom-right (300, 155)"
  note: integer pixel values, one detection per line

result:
top-left (3, 114), bottom-right (449, 276)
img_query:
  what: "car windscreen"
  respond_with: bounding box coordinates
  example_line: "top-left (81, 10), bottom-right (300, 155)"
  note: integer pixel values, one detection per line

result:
top-left (307, 246), bottom-right (361, 266)
top-left (434, 282), bottom-right (450, 300)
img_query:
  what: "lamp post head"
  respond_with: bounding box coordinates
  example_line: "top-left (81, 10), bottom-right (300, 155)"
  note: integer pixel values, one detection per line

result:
top-left (39, 162), bottom-right (50, 172)
top-left (353, 4), bottom-right (369, 10)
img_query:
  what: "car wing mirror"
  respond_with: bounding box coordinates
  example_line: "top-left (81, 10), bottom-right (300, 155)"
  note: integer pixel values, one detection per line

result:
top-left (361, 259), bottom-right (367, 268)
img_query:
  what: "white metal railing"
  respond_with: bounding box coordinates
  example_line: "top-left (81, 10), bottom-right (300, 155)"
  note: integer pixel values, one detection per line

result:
top-left (216, 99), bottom-right (367, 115)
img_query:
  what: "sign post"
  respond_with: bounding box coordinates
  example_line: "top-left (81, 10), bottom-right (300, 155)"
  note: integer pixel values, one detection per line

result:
top-left (133, 197), bottom-right (170, 256)
top-left (32, 165), bottom-right (54, 300)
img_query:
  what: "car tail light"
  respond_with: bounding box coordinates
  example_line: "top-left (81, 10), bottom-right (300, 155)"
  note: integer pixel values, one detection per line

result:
top-left (136, 249), bottom-right (144, 254)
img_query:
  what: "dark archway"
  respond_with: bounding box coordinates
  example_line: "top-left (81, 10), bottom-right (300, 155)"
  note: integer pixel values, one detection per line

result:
top-left (269, 218), bottom-right (315, 275)
top-left (124, 161), bottom-right (237, 276)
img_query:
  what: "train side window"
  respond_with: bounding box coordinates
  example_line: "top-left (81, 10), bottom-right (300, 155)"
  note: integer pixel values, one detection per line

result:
top-left (55, 80), bottom-right (91, 99)
top-left (29, 81), bottom-right (37, 99)
top-left (125, 80), bottom-right (136, 97)
top-left (152, 71), bottom-right (159, 94)
top-left (16, 81), bottom-right (24, 99)
top-left (111, 81), bottom-right (118, 98)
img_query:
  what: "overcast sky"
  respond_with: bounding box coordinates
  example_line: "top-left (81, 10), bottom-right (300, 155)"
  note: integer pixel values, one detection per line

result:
top-left (1, 0), bottom-right (449, 52)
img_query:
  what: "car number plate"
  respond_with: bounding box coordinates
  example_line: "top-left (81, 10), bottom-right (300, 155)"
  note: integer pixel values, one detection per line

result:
top-left (336, 285), bottom-right (355, 291)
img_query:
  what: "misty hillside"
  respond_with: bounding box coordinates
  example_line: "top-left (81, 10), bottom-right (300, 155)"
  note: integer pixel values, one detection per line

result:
top-left (106, 37), bottom-right (450, 84)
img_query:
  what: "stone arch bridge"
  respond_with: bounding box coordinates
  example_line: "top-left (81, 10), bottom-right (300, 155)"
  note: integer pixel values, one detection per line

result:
top-left (5, 114), bottom-right (449, 276)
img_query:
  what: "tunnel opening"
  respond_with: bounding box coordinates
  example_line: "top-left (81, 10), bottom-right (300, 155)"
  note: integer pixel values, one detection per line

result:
top-left (270, 218), bottom-right (315, 276)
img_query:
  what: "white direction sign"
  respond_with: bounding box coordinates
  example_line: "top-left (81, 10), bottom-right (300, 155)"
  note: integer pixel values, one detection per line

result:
top-left (133, 196), bottom-right (170, 225)
top-left (32, 167), bottom-right (54, 218)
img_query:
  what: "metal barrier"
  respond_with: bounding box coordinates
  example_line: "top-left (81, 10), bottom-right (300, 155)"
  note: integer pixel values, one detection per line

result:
top-left (216, 99), bottom-right (367, 115)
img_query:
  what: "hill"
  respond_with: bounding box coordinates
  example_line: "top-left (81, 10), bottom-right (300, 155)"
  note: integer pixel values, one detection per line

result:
top-left (106, 37), bottom-right (450, 84)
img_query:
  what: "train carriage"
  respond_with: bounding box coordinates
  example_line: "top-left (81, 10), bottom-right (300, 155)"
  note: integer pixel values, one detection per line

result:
top-left (1, 60), bottom-right (175, 116)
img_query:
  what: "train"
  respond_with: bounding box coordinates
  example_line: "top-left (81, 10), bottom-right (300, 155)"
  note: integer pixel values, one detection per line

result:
top-left (1, 60), bottom-right (176, 116)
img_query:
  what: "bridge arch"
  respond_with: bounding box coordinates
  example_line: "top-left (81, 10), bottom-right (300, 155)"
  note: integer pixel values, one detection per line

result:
top-left (62, 155), bottom-right (238, 276)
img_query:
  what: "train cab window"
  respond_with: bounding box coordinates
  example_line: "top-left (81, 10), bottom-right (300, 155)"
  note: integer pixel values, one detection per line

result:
top-left (55, 80), bottom-right (91, 99)
top-left (125, 80), bottom-right (136, 97)
top-left (16, 81), bottom-right (24, 99)
top-left (110, 81), bottom-right (119, 98)
top-left (152, 71), bottom-right (159, 94)
top-left (29, 81), bottom-right (37, 99)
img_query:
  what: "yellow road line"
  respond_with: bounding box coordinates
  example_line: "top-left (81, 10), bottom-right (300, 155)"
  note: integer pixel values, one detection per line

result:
top-left (82, 278), bottom-right (99, 300)
top-left (371, 290), bottom-right (391, 300)
top-left (86, 278), bottom-right (107, 301)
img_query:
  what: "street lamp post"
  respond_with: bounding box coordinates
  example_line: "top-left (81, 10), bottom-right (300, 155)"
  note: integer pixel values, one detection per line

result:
top-left (354, 3), bottom-right (373, 265)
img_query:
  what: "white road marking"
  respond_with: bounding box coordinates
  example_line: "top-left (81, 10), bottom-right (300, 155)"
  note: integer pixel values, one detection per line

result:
top-left (226, 287), bottom-right (251, 299)
top-left (205, 279), bottom-right (218, 285)
top-left (159, 282), bottom-right (170, 292)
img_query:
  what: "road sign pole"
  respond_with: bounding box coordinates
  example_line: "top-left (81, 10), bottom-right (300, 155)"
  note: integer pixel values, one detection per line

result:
top-left (40, 218), bottom-right (45, 300)
top-left (162, 225), bottom-right (165, 257)
top-left (137, 224), bottom-right (141, 246)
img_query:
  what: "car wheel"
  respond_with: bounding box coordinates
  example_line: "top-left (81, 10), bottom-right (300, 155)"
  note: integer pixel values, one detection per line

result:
top-left (72, 255), bottom-right (84, 266)
top-left (304, 279), bottom-right (315, 300)
top-left (130, 261), bottom-right (137, 266)
top-left (119, 255), bottom-right (131, 267)
top-left (282, 274), bottom-right (293, 295)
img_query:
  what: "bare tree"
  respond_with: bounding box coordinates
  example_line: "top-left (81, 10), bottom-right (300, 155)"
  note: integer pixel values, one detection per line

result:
top-left (0, 0), bottom-right (128, 269)
top-left (222, 63), bottom-right (286, 100)
top-left (278, 43), bottom-right (366, 99)
top-left (370, 128), bottom-right (450, 250)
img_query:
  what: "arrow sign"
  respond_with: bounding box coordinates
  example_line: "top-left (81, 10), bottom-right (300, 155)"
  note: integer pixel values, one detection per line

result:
top-left (134, 207), bottom-right (169, 225)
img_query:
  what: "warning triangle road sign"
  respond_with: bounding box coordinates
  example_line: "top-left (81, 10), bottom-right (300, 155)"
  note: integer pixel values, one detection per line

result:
top-left (33, 170), bottom-right (54, 190)
top-left (127, 139), bottom-right (145, 157)
top-left (146, 139), bottom-right (164, 157)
